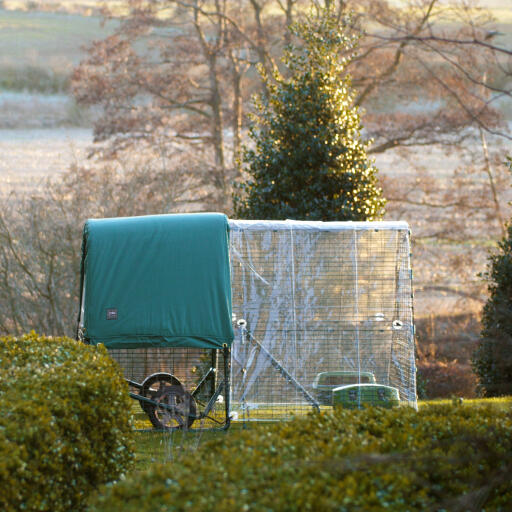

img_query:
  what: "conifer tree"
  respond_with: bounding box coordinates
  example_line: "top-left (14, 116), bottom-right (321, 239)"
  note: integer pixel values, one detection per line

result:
top-left (234, 10), bottom-right (385, 221)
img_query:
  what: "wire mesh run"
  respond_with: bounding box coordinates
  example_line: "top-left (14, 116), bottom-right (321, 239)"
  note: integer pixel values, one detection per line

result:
top-left (229, 220), bottom-right (416, 421)
top-left (109, 347), bottom-right (230, 430)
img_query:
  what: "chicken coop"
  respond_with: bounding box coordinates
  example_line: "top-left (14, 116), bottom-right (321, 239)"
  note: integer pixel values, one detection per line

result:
top-left (228, 220), bottom-right (416, 420)
top-left (78, 214), bottom-right (416, 430)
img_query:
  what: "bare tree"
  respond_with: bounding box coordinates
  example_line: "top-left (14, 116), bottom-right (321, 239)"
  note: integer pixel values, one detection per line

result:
top-left (73, 0), bottom-right (511, 206)
top-left (0, 151), bottom-right (209, 336)
top-left (73, 0), bottom-right (307, 209)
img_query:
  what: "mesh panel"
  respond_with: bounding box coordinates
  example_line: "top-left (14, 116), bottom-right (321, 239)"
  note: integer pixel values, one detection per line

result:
top-left (107, 220), bottom-right (415, 427)
top-left (109, 347), bottom-right (229, 429)
top-left (229, 220), bottom-right (416, 420)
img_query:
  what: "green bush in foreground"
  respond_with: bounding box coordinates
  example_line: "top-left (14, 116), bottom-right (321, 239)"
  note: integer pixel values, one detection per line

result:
top-left (90, 403), bottom-right (512, 511)
top-left (0, 333), bottom-right (134, 512)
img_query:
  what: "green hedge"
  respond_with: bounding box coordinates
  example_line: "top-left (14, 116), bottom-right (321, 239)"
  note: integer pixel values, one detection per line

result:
top-left (90, 403), bottom-right (511, 511)
top-left (0, 333), bottom-right (134, 512)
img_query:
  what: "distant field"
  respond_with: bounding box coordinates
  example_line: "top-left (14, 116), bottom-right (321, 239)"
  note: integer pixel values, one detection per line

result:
top-left (3, 1), bottom-right (124, 14)
top-left (0, 8), bottom-right (115, 74)
top-left (4, 0), bottom-right (512, 12)
top-left (0, 3), bottom-right (509, 81)
top-left (0, 127), bottom-right (92, 193)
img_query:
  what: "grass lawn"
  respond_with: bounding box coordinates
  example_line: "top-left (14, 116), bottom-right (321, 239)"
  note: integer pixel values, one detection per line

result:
top-left (134, 428), bottom-right (233, 471)
top-left (419, 396), bottom-right (512, 408)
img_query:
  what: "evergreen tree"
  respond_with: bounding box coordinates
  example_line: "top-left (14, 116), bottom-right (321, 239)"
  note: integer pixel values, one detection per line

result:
top-left (234, 11), bottom-right (385, 221)
top-left (472, 156), bottom-right (512, 396)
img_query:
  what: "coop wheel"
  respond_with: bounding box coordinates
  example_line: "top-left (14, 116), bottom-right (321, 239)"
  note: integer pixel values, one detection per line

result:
top-left (140, 373), bottom-right (196, 430)
top-left (139, 373), bottom-right (181, 414)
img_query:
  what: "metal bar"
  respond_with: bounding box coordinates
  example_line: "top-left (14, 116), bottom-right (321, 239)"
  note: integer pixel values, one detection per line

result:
top-left (131, 392), bottom-right (208, 421)
top-left (223, 345), bottom-right (231, 426)
top-left (191, 367), bottom-right (216, 398)
top-left (126, 379), bottom-right (142, 390)
top-left (247, 331), bottom-right (320, 411)
top-left (128, 392), bottom-right (179, 413)
top-left (211, 348), bottom-right (218, 397)
top-left (202, 381), bottom-right (224, 417)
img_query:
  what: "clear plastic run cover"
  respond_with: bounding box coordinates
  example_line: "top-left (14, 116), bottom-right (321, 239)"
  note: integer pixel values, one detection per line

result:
top-left (229, 220), bottom-right (416, 420)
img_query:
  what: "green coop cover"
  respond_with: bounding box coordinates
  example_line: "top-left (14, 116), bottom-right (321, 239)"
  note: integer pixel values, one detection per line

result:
top-left (78, 213), bottom-right (233, 349)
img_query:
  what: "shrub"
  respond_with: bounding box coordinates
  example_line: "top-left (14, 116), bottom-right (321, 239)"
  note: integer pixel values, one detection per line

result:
top-left (0, 158), bottom-right (208, 337)
top-left (0, 333), bottom-right (134, 512)
top-left (89, 403), bottom-right (512, 511)
top-left (473, 157), bottom-right (512, 396)
top-left (417, 360), bottom-right (477, 398)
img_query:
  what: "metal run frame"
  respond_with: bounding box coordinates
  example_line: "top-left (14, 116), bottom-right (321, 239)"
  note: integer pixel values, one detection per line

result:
top-left (118, 345), bottom-right (231, 431)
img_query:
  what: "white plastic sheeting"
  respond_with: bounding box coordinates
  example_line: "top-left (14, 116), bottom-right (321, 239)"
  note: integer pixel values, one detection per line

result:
top-left (229, 220), bottom-right (416, 420)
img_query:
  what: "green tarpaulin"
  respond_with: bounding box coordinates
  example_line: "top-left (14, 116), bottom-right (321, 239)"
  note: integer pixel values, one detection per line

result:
top-left (78, 213), bottom-right (233, 349)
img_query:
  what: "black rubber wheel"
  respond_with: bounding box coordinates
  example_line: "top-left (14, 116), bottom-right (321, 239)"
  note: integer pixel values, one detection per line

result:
top-left (140, 372), bottom-right (196, 430)
top-left (138, 373), bottom-right (181, 414)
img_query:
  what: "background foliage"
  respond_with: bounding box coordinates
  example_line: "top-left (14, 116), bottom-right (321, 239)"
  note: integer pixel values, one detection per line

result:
top-left (0, 158), bottom-right (194, 336)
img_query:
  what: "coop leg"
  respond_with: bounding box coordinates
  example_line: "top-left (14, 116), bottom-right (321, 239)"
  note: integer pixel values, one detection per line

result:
top-left (210, 349), bottom-right (218, 397)
top-left (223, 344), bottom-right (231, 428)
